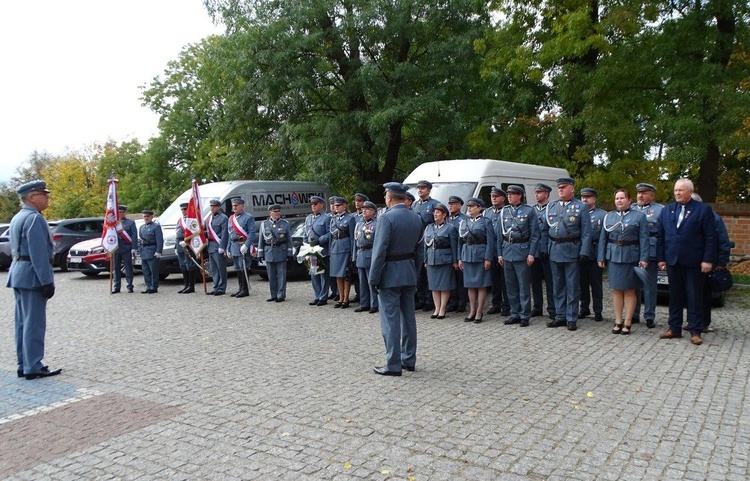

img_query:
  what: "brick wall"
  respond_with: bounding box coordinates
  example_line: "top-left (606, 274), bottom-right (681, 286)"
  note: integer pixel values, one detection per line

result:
top-left (712, 203), bottom-right (750, 261)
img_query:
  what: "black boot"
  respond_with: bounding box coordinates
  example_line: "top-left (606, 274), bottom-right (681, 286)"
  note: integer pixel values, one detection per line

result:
top-left (230, 273), bottom-right (242, 297)
top-left (236, 272), bottom-right (249, 298)
top-left (182, 270), bottom-right (196, 294)
top-left (178, 271), bottom-right (189, 293)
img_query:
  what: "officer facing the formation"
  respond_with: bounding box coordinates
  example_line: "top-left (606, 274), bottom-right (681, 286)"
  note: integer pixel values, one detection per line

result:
top-left (531, 183), bottom-right (556, 319)
top-left (304, 196), bottom-right (332, 306)
top-left (7, 180), bottom-right (61, 380)
top-left (579, 188), bottom-right (606, 322)
top-left (176, 202), bottom-right (198, 294)
top-left (631, 183), bottom-right (664, 328)
top-left (228, 198), bottom-right (256, 298)
top-left (484, 187), bottom-right (511, 316)
top-left (205, 199), bottom-right (229, 296)
top-left (543, 177), bottom-right (591, 331)
top-left (497, 185), bottom-right (540, 327)
top-left (446, 196), bottom-right (469, 313)
top-left (412, 180), bottom-right (439, 312)
top-left (139, 210), bottom-right (163, 294)
top-left (353, 201), bottom-right (379, 313)
top-left (369, 182), bottom-right (424, 376)
top-left (112, 204), bottom-right (137, 294)
top-left (259, 204), bottom-right (292, 302)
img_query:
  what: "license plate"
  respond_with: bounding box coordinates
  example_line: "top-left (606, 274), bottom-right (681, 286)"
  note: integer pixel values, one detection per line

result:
top-left (134, 258), bottom-right (142, 266)
top-left (657, 276), bottom-right (669, 285)
top-left (69, 257), bottom-right (82, 263)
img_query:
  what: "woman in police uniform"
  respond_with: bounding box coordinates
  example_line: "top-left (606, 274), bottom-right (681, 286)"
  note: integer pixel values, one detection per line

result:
top-left (424, 203), bottom-right (458, 319)
top-left (598, 189), bottom-right (649, 334)
top-left (458, 198), bottom-right (496, 323)
top-left (329, 197), bottom-right (356, 308)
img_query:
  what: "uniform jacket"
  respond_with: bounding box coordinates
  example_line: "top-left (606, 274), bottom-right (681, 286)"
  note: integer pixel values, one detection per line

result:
top-left (304, 212), bottom-right (332, 257)
top-left (139, 221), bottom-right (164, 260)
top-left (258, 217), bottom-right (292, 262)
top-left (597, 209), bottom-right (649, 264)
top-left (227, 211), bottom-right (256, 257)
top-left (533, 203), bottom-right (550, 257)
top-left (329, 212), bottom-right (356, 255)
top-left (369, 204), bottom-right (424, 288)
top-left (543, 198), bottom-right (592, 262)
top-left (459, 215), bottom-right (496, 263)
top-left (496, 204), bottom-right (540, 262)
top-left (175, 217), bottom-right (189, 255)
top-left (412, 197), bottom-right (439, 226)
top-left (586, 207), bottom-right (606, 260)
top-left (631, 202), bottom-right (664, 260)
top-left (354, 218), bottom-right (377, 268)
top-left (657, 200), bottom-right (716, 267)
top-left (6, 204), bottom-right (54, 289)
top-left (424, 222), bottom-right (458, 266)
top-left (205, 211), bottom-right (229, 254)
top-left (117, 217), bottom-right (138, 252)
top-left (483, 206), bottom-right (505, 257)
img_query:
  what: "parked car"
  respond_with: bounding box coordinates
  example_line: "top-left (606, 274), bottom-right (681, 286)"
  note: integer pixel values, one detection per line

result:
top-left (250, 218), bottom-right (310, 280)
top-left (67, 237), bottom-right (110, 276)
top-left (49, 217), bottom-right (105, 271)
top-left (0, 224), bottom-right (11, 270)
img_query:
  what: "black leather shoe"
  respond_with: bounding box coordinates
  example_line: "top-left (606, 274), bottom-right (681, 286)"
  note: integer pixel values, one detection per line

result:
top-left (213, 292), bottom-right (225, 296)
top-left (464, 316), bottom-right (475, 322)
top-left (632, 316), bottom-right (641, 324)
top-left (25, 366), bottom-right (62, 380)
top-left (519, 319), bottom-right (529, 327)
top-left (401, 364), bottom-right (415, 372)
top-left (646, 319), bottom-right (655, 328)
top-left (127, 287), bottom-right (134, 293)
top-left (329, 293), bottom-right (337, 300)
top-left (340, 302), bottom-right (350, 309)
top-left (530, 309), bottom-right (542, 317)
top-left (547, 319), bottom-right (565, 328)
top-left (207, 290), bottom-right (216, 295)
top-left (487, 306), bottom-right (502, 315)
top-left (567, 322), bottom-right (578, 331)
top-left (504, 317), bottom-right (521, 325)
top-left (141, 289), bottom-right (151, 294)
top-left (334, 302), bottom-right (342, 308)
top-left (275, 298), bottom-right (285, 303)
top-left (316, 300), bottom-right (328, 306)
top-left (309, 300), bottom-right (319, 306)
top-left (354, 306), bottom-right (370, 312)
top-left (111, 288), bottom-right (120, 294)
top-left (369, 308), bottom-right (379, 314)
top-left (578, 310), bottom-right (591, 319)
top-left (436, 315), bottom-right (445, 319)
top-left (17, 369), bottom-right (23, 378)
top-left (267, 298), bottom-right (277, 302)
top-left (473, 317), bottom-right (483, 324)
top-left (373, 366), bottom-right (401, 376)
top-left (235, 291), bottom-right (249, 298)
top-left (594, 314), bottom-right (604, 322)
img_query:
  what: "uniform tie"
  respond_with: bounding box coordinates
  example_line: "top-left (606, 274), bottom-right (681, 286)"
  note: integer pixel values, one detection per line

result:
top-left (676, 204), bottom-right (685, 228)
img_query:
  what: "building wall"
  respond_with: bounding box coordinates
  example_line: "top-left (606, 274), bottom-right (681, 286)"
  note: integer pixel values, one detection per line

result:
top-left (712, 204), bottom-right (750, 262)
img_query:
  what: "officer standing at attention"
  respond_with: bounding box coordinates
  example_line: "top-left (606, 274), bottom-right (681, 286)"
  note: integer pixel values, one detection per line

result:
top-left (228, 198), bottom-right (255, 298)
top-left (205, 199), bottom-right (229, 295)
top-left (176, 202), bottom-right (198, 294)
top-left (259, 204), bottom-right (292, 302)
top-left (446, 196), bottom-right (469, 313)
top-left (412, 180), bottom-right (439, 312)
top-left (112, 204), bottom-right (137, 293)
top-left (327, 195), bottom-right (340, 301)
top-left (139, 210), bottom-right (163, 294)
top-left (484, 187), bottom-right (511, 316)
top-left (497, 185), bottom-right (540, 327)
top-left (354, 201), bottom-right (379, 313)
top-left (304, 196), bottom-right (332, 306)
top-left (351, 193), bottom-right (370, 303)
top-left (631, 183), bottom-right (664, 328)
top-left (530, 183), bottom-right (556, 319)
top-left (369, 182), bottom-right (424, 376)
top-left (7, 180), bottom-right (61, 380)
top-left (354, 193), bottom-right (369, 219)
top-left (329, 197), bottom-right (356, 308)
top-left (579, 188), bottom-right (606, 322)
top-left (543, 177), bottom-right (591, 331)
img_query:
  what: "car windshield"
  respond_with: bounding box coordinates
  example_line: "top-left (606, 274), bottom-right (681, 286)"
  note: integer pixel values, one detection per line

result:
top-left (406, 182), bottom-right (477, 208)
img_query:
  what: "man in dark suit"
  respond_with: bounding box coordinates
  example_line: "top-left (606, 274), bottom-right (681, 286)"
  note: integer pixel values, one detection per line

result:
top-left (657, 179), bottom-right (716, 345)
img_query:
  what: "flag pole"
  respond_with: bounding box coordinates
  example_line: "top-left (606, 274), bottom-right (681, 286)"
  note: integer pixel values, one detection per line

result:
top-left (109, 253), bottom-right (114, 293)
top-left (200, 250), bottom-right (207, 293)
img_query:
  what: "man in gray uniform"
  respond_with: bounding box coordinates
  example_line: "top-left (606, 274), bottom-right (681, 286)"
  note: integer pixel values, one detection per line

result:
top-left (206, 199), bottom-right (229, 295)
top-left (354, 201), bottom-right (379, 313)
top-left (7, 180), bottom-right (61, 380)
top-left (112, 204), bottom-right (137, 293)
top-left (531, 183), bottom-right (555, 319)
top-left (176, 202), bottom-right (198, 294)
top-left (497, 185), bottom-right (540, 327)
top-left (304, 196), bottom-right (332, 306)
top-left (484, 187), bottom-right (511, 316)
top-left (579, 188), bottom-right (606, 322)
top-left (139, 210), bottom-right (163, 294)
top-left (258, 204), bottom-right (292, 302)
top-left (228, 198), bottom-right (256, 298)
top-left (370, 182), bottom-right (424, 376)
top-left (447, 195), bottom-right (469, 312)
top-left (543, 177), bottom-right (591, 331)
top-left (412, 180), bottom-right (439, 311)
top-left (632, 183), bottom-right (664, 328)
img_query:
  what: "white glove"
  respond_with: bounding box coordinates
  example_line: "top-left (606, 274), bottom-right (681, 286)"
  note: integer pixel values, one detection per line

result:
top-left (154, 253), bottom-right (162, 259)
top-left (179, 241), bottom-right (187, 248)
top-left (240, 244), bottom-right (248, 255)
top-left (218, 248), bottom-right (225, 255)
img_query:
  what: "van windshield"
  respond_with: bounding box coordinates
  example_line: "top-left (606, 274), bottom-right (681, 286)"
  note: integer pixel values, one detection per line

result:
top-left (406, 182), bottom-right (477, 206)
top-left (156, 197), bottom-right (214, 226)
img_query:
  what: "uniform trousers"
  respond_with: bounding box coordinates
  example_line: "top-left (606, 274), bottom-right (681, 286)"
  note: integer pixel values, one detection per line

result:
top-left (490, 260), bottom-right (510, 311)
top-left (311, 256), bottom-right (331, 302)
top-left (208, 251), bottom-right (228, 293)
top-left (665, 264), bottom-right (706, 336)
top-left (266, 260), bottom-right (287, 299)
top-left (14, 288), bottom-right (47, 374)
top-left (550, 260), bottom-right (581, 323)
top-left (358, 267), bottom-right (378, 309)
top-left (113, 249), bottom-right (134, 290)
top-left (504, 261), bottom-right (532, 320)
top-left (378, 286), bottom-right (417, 372)
top-left (531, 254), bottom-right (555, 316)
top-left (579, 258), bottom-right (603, 315)
top-left (142, 258), bottom-right (160, 290)
top-left (634, 261), bottom-right (658, 322)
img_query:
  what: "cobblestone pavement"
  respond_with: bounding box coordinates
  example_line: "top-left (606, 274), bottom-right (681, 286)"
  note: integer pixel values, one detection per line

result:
top-left (1, 270), bottom-right (749, 480)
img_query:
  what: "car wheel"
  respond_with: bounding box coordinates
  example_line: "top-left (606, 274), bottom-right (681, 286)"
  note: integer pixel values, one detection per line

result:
top-left (58, 251), bottom-right (69, 272)
top-left (83, 272), bottom-right (100, 277)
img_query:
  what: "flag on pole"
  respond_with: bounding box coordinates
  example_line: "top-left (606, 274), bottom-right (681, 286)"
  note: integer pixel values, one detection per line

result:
top-left (102, 179), bottom-right (119, 254)
top-left (185, 180), bottom-right (207, 255)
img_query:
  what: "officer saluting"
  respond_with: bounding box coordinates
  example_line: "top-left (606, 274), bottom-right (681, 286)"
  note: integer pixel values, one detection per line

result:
top-left (258, 204), bottom-right (292, 302)
top-left (205, 199), bottom-right (229, 296)
top-left (227, 197), bottom-right (255, 298)
top-left (7, 180), bottom-right (62, 380)
top-left (139, 210), bottom-right (163, 294)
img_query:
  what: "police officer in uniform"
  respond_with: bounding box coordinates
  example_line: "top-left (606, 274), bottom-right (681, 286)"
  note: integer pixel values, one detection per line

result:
top-left (530, 183), bottom-right (556, 319)
top-left (459, 198), bottom-right (496, 323)
top-left (412, 180), bottom-right (439, 311)
top-left (304, 196), bottom-right (332, 306)
top-left (7, 180), bottom-right (62, 380)
top-left (484, 187), bottom-right (511, 316)
top-left (446, 196), bottom-right (469, 312)
top-left (497, 185), bottom-right (540, 327)
top-left (139, 210), bottom-right (163, 293)
top-left (205, 199), bottom-right (229, 295)
top-left (631, 183), bottom-right (664, 328)
top-left (327, 195), bottom-right (340, 301)
top-left (112, 204), bottom-right (137, 293)
top-left (227, 198), bottom-right (255, 298)
top-left (259, 204), bottom-right (292, 302)
top-left (543, 177), bottom-right (591, 331)
top-left (424, 203), bottom-right (459, 318)
top-left (353, 201), bottom-right (379, 313)
top-left (176, 202), bottom-right (198, 294)
top-left (329, 197), bottom-right (356, 308)
top-left (370, 182), bottom-right (424, 376)
top-left (352, 193), bottom-right (370, 303)
top-left (579, 188), bottom-right (606, 322)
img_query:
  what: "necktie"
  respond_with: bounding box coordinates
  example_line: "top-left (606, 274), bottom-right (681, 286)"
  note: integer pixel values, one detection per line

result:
top-left (676, 204), bottom-right (685, 228)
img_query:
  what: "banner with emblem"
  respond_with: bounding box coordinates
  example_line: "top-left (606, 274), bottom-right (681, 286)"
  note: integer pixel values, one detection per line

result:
top-left (185, 180), bottom-right (207, 255)
top-left (101, 178), bottom-right (119, 254)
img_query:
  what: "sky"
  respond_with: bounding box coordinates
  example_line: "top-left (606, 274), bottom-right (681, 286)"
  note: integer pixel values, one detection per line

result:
top-left (0, 0), bottom-right (224, 182)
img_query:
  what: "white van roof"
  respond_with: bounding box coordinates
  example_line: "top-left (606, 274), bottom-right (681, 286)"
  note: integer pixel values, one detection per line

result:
top-left (403, 159), bottom-right (569, 184)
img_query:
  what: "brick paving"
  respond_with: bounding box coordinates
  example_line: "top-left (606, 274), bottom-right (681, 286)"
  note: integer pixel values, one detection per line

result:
top-left (1, 271), bottom-right (749, 480)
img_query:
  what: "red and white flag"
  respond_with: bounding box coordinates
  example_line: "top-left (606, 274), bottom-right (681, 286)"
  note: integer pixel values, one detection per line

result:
top-left (185, 180), bottom-right (207, 255)
top-left (102, 179), bottom-right (119, 254)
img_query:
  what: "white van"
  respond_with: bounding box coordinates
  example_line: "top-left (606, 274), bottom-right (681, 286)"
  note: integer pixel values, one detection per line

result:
top-left (403, 159), bottom-right (569, 208)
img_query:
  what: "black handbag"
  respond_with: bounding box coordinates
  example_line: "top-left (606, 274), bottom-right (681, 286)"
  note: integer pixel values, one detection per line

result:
top-left (708, 269), bottom-right (733, 293)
